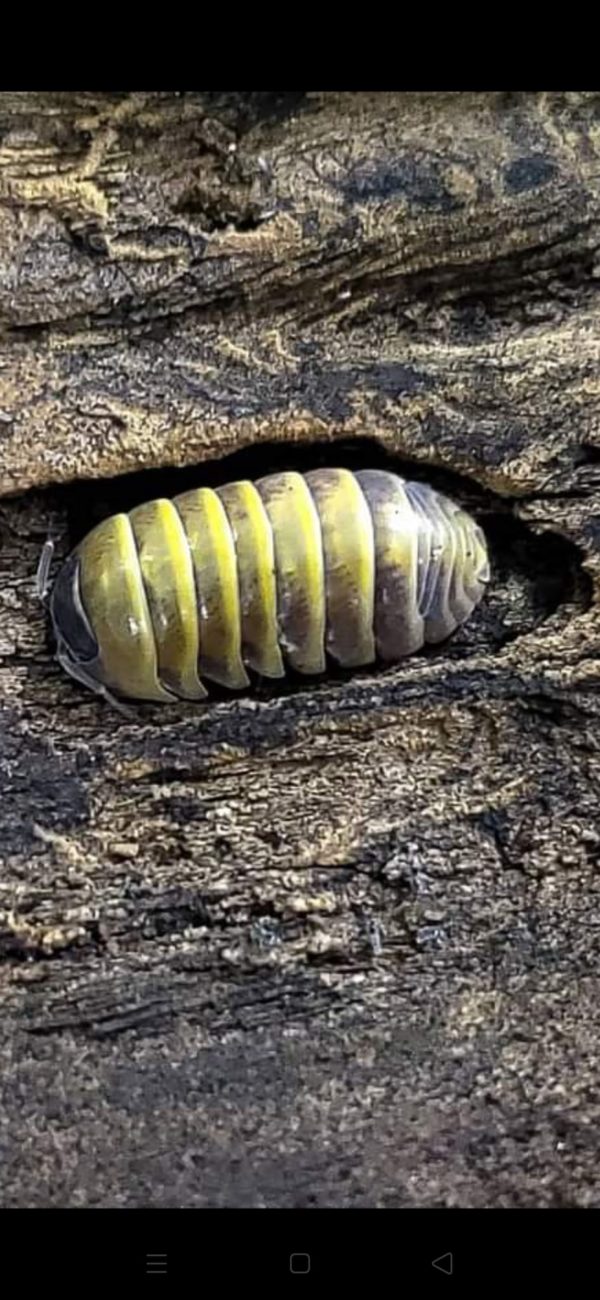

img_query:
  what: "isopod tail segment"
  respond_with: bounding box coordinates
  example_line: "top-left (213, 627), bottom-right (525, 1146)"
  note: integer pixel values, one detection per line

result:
top-left (49, 468), bottom-right (491, 705)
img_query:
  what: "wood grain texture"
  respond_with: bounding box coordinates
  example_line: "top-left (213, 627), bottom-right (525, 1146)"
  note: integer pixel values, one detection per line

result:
top-left (1, 90), bottom-right (600, 1208)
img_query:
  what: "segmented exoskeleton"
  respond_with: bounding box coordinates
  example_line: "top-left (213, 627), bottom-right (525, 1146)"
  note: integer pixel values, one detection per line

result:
top-left (50, 468), bottom-right (490, 703)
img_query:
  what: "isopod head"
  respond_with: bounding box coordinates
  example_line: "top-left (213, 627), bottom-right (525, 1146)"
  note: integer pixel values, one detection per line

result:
top-left (50, 549), bottom-right (112, 702)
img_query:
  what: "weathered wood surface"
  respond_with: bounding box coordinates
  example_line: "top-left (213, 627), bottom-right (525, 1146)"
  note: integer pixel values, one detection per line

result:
top-left (1, 90), bottom-right (600, 1207)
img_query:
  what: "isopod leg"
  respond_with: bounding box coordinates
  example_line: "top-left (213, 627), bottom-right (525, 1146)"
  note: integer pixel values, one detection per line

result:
top-left (55, 644), bottom-right (138, 718)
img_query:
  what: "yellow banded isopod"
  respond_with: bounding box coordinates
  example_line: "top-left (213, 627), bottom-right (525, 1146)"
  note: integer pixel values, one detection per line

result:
top-left (49, 468), bottom-right (490, 703)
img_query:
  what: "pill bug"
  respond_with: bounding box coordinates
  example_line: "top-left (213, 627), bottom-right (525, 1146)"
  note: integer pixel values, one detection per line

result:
top-left (49, 468), bottom-right (490, 704)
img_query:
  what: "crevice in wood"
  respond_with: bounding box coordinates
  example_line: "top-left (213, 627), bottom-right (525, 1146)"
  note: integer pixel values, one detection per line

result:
top-left (22, 437), bottom-right (588, 698)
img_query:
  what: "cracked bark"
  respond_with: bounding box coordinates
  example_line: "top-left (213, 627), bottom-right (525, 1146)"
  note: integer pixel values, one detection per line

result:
top-left (1, 90), bottom-right (600, 1208)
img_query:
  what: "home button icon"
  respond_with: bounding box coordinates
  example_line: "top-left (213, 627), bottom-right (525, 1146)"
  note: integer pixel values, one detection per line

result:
top-left (290, 1253), bottom-right (311, 1274)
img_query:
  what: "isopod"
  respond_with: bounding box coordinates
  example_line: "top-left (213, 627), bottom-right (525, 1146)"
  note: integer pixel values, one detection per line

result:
top-left (49, 468), bottom-right (490, 703)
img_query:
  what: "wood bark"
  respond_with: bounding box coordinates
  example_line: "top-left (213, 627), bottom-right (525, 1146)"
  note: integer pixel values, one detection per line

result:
top-left (1, 90), bottom-right (600, 1207)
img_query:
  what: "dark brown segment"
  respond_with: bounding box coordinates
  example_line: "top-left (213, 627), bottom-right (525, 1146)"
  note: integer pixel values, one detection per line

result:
top-left (461, 517), bottom-right (491, 603)
top-left (404, 482), bottom-right (433, 612)
top-left (423, 489), bottom-right (473, 626)
top-left (404, 482), bottom-right (445, 623)
top-left (445, 506), bottom-right (476, 623)
top-left (355, 470), bottom-right (423, 660)
top-left (408, 483), bottom-right (457, 643)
